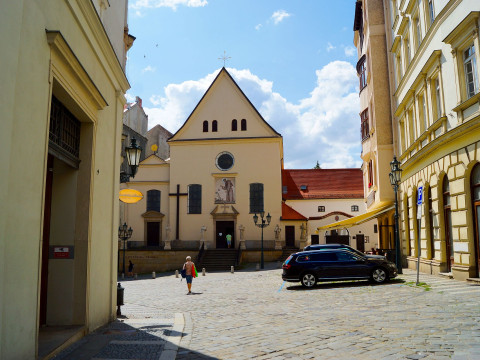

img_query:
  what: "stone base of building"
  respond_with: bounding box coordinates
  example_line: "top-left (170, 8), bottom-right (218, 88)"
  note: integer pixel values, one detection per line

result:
top-left (406, 256), bottom-right (478, 280)
top-left (452, 264), bottom-right (476, 281)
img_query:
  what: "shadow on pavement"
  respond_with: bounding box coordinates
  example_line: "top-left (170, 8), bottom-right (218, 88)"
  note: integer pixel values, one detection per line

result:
top-left (286, 278), bottom-right (405, 291)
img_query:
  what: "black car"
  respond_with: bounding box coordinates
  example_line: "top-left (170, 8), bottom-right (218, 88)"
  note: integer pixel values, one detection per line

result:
top-left (282, 249), bottom-right (397, 288)
top-left (303, 243), bottom-right (365, 257)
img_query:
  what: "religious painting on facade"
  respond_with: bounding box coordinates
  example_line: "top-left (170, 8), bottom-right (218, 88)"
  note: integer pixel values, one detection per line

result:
top-left (215, 177), bottom-right (235, 203)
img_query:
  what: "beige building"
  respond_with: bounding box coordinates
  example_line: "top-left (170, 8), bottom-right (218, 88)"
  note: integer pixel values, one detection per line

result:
top-left (384, 0), bottom-right (480, 280)
top-left (283, 169), bottom-right (378, 252)
top-left (1, 1), bottom-right (132, 358)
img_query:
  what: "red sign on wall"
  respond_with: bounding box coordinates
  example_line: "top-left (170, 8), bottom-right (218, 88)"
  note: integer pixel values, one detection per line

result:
top-left (53, 247), bottom-right (70, 258)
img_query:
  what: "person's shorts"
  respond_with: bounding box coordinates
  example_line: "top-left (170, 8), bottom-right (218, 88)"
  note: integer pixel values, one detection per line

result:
top-left (186, 275), bottom-right (193, 284)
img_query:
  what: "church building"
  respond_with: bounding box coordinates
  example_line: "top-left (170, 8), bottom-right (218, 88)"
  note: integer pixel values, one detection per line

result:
top-left (122, 68), bottom-right (375, 270)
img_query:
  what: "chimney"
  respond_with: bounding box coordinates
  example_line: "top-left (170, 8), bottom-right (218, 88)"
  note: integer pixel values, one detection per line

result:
top-left (135, 96), bottom-right (142, 108)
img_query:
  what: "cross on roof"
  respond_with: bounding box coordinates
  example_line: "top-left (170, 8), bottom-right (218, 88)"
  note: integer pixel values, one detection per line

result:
top-left (218, 51), bottom-right (231, 67)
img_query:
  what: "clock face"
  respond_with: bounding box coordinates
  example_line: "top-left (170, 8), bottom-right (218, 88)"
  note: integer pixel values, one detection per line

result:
top-left (216, 152), bottom-right (234, 171)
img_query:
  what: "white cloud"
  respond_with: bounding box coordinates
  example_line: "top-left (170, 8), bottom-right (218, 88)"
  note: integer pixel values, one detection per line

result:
top-left (271, 10), bottom-right (291, 25)
top-left (142, 65), bottom-right (156, 73)
top-left (255, 24), bottom-right (263, 31)
top-left (326, 42), bottom-right (336, 52)
top-left (130, 0), bottom-right (208, 11)
top-left (125, 92), bottom-right (136, 103)
top-left (344, 46), bottom-right (356, 57)
top-left (144, 63), bottom-right (361, 169)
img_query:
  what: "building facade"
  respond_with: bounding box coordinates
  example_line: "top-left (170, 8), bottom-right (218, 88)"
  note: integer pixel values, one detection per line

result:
top-left (1, 1), bottom-right (132, 358)
top-left (384, 0), bottom-right (480, 280)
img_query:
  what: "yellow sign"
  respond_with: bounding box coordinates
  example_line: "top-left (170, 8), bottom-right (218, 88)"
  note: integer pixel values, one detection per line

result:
top-left (151, 144), bottom-right (158, 152)
top-left (119, 189), bottom-right (144, 204)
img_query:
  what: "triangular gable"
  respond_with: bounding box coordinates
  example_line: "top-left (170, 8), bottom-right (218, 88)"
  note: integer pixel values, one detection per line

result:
top-left (140, 154), bottom-right (168, 165)
top-left (169, 67), bottom-right (281, 142)
top-left (281, 203), bottom-right (307, 221)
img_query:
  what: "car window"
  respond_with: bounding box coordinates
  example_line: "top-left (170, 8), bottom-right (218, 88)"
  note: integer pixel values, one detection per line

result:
top-left (336, 251), bottom-right (361, 262)
top-left (296, 255), bottom-right (311, 262)
top-left (310, 252), bottom-right (337, 261)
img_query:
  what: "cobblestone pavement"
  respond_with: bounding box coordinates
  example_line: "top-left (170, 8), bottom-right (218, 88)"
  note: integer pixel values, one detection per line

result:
top-left (57, 265), bottom-right (480, 359)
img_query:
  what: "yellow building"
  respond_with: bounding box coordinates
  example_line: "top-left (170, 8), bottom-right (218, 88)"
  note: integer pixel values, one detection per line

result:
top-left (122, 68), bottom-right (284, 265)
top-left (384, 0), bottom-right (480, 280)
top-left (1, 1), bottom-right (132, 358)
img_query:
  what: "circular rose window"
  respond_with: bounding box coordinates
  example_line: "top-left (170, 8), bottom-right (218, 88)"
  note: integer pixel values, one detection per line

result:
top-left (216, 152), bottom-right (234, 171)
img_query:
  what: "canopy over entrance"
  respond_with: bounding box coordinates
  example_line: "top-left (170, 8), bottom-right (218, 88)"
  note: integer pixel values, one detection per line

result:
top-left (317, 201), bottom-right (394, 231)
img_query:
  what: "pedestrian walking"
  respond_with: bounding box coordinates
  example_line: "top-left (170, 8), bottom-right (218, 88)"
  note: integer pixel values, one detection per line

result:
top-left (183, 256), bottom-right (198, 294)
top-left (226, 233), bottom-right (232, 248)
top-left (128, 260), bottom-right (134, 277)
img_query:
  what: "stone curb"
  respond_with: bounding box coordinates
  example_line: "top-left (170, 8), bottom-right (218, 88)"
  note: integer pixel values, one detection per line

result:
top-left (159, 313), bottom-right (185, 360)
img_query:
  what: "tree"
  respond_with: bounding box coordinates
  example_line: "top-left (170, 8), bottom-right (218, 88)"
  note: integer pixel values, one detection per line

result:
top-left (313, 161), bottom-right (321, 169)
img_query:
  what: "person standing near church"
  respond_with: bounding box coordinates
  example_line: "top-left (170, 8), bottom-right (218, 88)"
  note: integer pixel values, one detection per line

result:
top-left (226, 233), bottom-right (232, 248)
top-left (183, 256), bottom-right (197, 294)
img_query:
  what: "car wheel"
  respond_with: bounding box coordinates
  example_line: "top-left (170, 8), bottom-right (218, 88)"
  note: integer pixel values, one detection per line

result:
top-left (301, 273), bottom-right (317, 288)
top-left (371, 268), bottom-right (388, 284)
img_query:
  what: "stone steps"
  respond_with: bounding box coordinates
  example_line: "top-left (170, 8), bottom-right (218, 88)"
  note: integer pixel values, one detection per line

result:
top-left (199, 249), bottom-right (238, 271)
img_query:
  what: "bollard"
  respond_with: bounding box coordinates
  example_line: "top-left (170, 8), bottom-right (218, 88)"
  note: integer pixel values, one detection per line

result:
top-left (202, 268), bottom-right (206, 276)
top-left (175, 269), bottom-right (179, 278)
top-left (256, 263), bottom-right (260, 271)
top-left (134, 273), bottom-right (138, 280)
top-left (152, 271), bottom-right (156, 279)
top-left (121, 273), bottom-right (125, 279)
top-left (231, 266), bottom-right (234, 274)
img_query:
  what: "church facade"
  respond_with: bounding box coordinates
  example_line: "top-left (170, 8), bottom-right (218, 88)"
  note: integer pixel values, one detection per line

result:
top-left (122, 68), bottom-right (373, 269)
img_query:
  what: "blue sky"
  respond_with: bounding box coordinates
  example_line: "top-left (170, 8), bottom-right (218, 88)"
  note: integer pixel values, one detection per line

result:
top-left (126, 0), bottom-right (361, 169)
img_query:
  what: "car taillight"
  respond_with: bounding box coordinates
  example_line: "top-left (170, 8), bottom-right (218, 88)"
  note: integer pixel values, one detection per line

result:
top-left (282, 264), bottom-right (291, 270)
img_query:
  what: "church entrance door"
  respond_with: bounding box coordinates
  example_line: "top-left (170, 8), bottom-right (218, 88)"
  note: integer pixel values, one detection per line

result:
top-left (285, 226), bottom-right (295, 247)
top-left (216, 221), bottom-right (234, 248)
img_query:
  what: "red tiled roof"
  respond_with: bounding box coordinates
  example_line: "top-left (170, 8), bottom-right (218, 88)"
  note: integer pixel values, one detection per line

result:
top-left (281, 203), bottom-right (307, 220)
top-left (282, 169), bottom-right (364, 200)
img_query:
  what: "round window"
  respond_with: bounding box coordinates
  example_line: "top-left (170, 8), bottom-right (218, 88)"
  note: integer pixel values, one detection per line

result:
top-left (216, 152), bottom-right (234, 171)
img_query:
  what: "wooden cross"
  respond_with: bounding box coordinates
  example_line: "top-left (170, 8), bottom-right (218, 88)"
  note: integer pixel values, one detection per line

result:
top-left (218, 50), bottom-right (231, 67)
top-left (169, 184), bottom-right (188, 240)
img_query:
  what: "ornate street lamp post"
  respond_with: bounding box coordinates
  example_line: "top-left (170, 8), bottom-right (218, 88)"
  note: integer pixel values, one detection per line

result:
top-left (118, 222), bottom-right (133, 276)
top-left (125, 137), bottom-right (142, 179)
top-left (253, 211), bottom-right (271, 269)
top-left (389, 156), bottom-right (403, 274)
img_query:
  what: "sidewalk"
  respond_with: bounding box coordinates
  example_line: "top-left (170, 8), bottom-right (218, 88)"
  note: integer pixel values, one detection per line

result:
top-left (52, 313), bottom-right (185, 360)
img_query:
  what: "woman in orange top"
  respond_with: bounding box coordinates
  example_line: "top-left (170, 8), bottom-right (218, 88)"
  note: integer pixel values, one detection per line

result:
top-left (183, 256), bottom-right (197, 294)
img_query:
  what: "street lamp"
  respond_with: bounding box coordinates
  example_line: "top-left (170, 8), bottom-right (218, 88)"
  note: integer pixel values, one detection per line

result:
top-left (253, 211), bottom-right (272, 269)
top-left (125, 137), bottom-right (142, 179)
top-left (118, 222), bottom-right (133, 276)
top-left (389, 156), bottom-right (403, 274)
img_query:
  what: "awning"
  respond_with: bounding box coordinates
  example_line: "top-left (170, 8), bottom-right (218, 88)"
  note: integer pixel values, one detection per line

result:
top-left (317, 201), bottom-right (394, 230)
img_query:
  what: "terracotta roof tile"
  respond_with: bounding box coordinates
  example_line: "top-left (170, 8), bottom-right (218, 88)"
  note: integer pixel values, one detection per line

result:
top-left (282, 169), bottom-right (364, 200)
top-left (281, 203), bottom-right (307, 220)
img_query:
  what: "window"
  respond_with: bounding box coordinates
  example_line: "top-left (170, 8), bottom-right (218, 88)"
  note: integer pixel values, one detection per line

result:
top-left (407, 107), bottom-right (416, 144)
top-left (212, 120), bottom-right (218, 132)
top-left (249, 183), bottom-right (264, 213)
top-left (405, 36), bottom-right (411, 65)
top-left (146, 190), bottom-right (161, 212)
top-left (232, 119), bottom-right (237, 131)
top-left (336, 251), bottom-right (359, 262)
top-left (360, 108), bottom-right (369, 140)
top-left (418, 93), bottom-right (427, 133)
top-left (216, 152), bottom-right (234, 171)
top-left (431, 77), bottom-right (442, 121)
top-left (414, 16), bottom-right (422, 50)
top-left (368, 160), bottom-right (374, 188)
top-left (300, 185), bottom-right (308, 191)
top-left (203, 120), bottom-right (208, 132)
top-left (351, 205), bottom-right (359, 212)
top-left (310, 252), bottom-right (338, 262)
top-left (241, 119), bottom-right (247, 131)
top-left (464, 45), bottom-right (479, 99)
top-left (357, 57), bottom-right (367, 90)
top-left (428, 0), bottom-right (435, 25)
top-left (318, 206), bottom-right (325, 212)
top-left (188, 184), bottom-right (202, 214)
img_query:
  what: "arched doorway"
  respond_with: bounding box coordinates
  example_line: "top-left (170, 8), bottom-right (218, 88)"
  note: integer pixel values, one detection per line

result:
top-left (471, 164), bottom-right (480, 277)
top-left (443, 176), bottom-right (453, 272)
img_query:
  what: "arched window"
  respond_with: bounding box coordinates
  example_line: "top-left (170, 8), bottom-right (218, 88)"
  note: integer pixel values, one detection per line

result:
top-left (241, 119), bottom-right (247, 131)
top-left (470, 164), bottom-right (480, 275)
top-left (203, 120), bottom-right (208, 132)
top-left (427, 186), bottom-right (435, 259)
top-left (147, 190), bottom-right (161, 212)
top-left (212, 120), bottom-right (218, 132)
top-left (232, 119), bottom-right (237, 131)
top-left (443, 176), bottom-right (453, 272)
